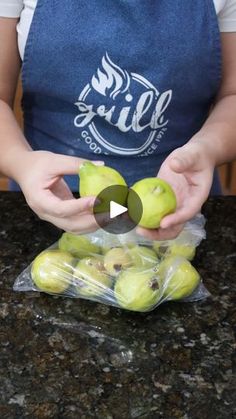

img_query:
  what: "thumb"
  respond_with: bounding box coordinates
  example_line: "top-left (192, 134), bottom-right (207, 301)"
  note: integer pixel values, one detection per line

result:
top-left (169, 147), bottom-right (196, 174)
top-left (51, 154), bottom-right (104, 176)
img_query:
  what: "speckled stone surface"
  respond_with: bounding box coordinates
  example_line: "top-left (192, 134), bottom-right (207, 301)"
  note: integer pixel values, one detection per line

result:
top-left (0, 193), bottom-right (235, 419)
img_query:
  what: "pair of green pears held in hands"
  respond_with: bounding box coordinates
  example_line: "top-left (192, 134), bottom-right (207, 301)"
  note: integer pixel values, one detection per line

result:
top-left (31, 162), bottom-right (200, 312)
top-left (79, 161), bottom-right (177, 229)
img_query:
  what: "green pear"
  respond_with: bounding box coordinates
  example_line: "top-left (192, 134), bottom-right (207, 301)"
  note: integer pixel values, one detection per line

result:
top-left (167, 243), bottom-right (196, 261)
top-left (153, 241), bottom-right (168, 257)
top-left (166, 230), bottom-right (197, 260)
top-left (74, 257), bottom-right (112, 297)
top-left (104, 247), bottom-right (132, 276)
top-left (114, 268), bottom-right (161, 312)
top-left (128, 246), bottom-right (158, 269)
top-left (159, 256), bottom-right (200, 300)
top-left (79, 162), bottom-right (127, 212)
top-left (128, 178), bottom-right (176, 229)
top-left (31, 249), bottom-right (75, 294)
top-left (101, 242), bottom-right (135, 255)
top-left (58, 232), bottom-right (100, 258)
top-left (124, 242), bottom-right (136, 249)
top-left (101, 246), bottom-right (111, 255)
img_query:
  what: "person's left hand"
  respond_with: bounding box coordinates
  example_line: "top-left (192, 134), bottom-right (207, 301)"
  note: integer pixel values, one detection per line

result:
top-left (137, 141), bottom-right (215, 240)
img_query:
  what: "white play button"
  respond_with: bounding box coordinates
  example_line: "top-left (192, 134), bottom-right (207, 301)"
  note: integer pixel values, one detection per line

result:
top-left (110, 201), bottom-right (128, 219)
top-left (93, 185), bottom-right (143, 234)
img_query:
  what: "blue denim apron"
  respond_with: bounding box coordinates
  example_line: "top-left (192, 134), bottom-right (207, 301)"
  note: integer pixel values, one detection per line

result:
top-left (12, 0), bottom-right (222, 193)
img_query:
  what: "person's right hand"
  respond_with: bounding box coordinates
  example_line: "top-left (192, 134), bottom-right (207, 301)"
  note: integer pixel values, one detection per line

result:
top-left (15, 150), bottom-right (105, 234)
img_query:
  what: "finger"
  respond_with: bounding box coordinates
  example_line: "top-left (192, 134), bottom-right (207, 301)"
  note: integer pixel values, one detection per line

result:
top-left (154, 224), bottom-right (184, 240)
top-left (170, 155), bottom-right (195, 174)
top-left (36, 190), bottom-right (97, 218)
top-left (50, 154), bottom-right (104, 176)
top-left (136, 227), bottom-right (160, 240)
top-left (169, 144), bottom-right (200, 174)
top-left (95, 211), bottom-right (111, 227)
top-left (161, 171), bottom-right (213, 229)
top-left (160, 194), bottom-right (203, 228)
top-left (44, 213), bottom-right (100, 235)
top-left (51, 179), bottom-right (74, 200)
top-left (136, 224), bottom-right (184, 241)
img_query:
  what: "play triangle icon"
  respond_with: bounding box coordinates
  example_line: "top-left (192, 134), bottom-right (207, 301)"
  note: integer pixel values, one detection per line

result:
top-left (110, 201), bottom-right (128, 219)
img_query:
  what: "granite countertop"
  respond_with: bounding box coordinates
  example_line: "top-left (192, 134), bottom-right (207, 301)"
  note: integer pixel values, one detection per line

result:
top-left (0, 193), bottom-right (235, 419)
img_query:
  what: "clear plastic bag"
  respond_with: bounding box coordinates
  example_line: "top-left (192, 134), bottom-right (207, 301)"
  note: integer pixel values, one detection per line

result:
top-left (13, 214), bottom-right (210, 312)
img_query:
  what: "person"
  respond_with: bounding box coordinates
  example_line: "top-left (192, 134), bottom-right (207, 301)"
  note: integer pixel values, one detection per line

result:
top-left (0, 0), bottom-right (236, 241)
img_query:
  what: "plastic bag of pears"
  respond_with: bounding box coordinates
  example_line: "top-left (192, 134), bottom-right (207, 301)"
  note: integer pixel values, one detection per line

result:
top-left (13, 213), bottom-right (210, 312)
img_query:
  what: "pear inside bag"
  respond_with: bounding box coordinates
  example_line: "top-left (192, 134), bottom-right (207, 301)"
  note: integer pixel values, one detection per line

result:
top-left (13, 214), bottom-right (209, 312)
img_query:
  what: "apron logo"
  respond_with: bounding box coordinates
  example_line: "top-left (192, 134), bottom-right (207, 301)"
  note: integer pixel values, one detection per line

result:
top-left (91, 53), bottom-right (130, 100)
top-left (74, 53), bottom-right (172, 155)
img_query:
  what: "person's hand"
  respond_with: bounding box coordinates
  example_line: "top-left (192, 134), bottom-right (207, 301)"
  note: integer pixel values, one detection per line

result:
top-left (15, 150), bottom-right (105, 234)
top-left (137, 141), bottom-right (215, 240)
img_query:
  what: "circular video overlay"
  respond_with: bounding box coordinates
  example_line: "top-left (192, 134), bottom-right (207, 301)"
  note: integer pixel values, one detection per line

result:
top-left (93, 185), bottom-right (143, 234)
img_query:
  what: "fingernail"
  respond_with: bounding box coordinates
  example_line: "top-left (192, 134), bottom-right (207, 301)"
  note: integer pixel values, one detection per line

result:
top-left (160, 221), bottom-right (169, 229)
top-left (93, 161), bottom-right (105, 166)
top-left (160, 220), bottom-right (166, 228)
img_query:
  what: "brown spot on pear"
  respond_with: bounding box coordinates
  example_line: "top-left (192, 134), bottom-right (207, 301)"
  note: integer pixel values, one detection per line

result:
top-left (114, 267), bottom-right (162, 311)
top-left (104, 247), bottom-right (132, 276)
top-left (73, 256), bottom-right (112, 297)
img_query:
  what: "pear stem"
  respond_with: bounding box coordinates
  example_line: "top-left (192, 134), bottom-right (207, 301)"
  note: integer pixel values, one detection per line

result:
top-left (152, 186), bottom-right (164, 195)
top-left (79, 161), bottom-right (96, 173)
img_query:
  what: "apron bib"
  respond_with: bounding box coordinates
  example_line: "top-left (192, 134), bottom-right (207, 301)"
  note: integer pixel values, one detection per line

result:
top-left (17, 0), bottom-right (221, 192)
